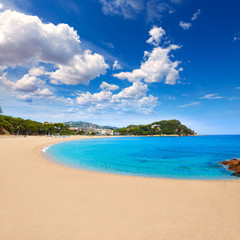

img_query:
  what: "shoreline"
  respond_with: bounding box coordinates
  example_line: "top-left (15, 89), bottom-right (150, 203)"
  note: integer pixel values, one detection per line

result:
top-left (1, 135), bottom-right (240, 239)
top-left (41, 135), bottom-right (237, 182)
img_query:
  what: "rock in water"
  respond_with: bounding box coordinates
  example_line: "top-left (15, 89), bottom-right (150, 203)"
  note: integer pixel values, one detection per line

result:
top-left (220, 158), bottom-right (240, 176)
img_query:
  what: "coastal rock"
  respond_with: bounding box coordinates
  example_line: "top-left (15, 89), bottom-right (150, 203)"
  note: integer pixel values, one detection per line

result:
top-left (220, 158), bottom-right (240, 176)
top-left (0, 127), bottom-right (10, 135)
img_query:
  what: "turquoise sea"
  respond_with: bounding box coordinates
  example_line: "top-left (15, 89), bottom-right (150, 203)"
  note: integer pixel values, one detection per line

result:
top-left (44, 135), bottom-right (240, 180)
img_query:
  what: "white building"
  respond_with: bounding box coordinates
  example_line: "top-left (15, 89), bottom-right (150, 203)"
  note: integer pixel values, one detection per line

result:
top-left (96, 129), bottom-right (113, 135)
top-left (151, 124), bottom-right (161, 130)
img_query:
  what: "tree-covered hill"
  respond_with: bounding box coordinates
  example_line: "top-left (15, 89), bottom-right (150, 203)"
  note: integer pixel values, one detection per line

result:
top-left (0, 115), bottom-right (74, 135)
top-left (116, 120), bottom-right (197, 136)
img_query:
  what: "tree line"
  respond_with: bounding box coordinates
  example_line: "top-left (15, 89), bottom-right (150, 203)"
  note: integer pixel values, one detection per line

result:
top-left (0, 115), bottom-right (74, 136)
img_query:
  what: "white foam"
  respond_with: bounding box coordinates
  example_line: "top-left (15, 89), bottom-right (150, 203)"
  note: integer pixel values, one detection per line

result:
top-left (41, 145), bottom-right (52, 152)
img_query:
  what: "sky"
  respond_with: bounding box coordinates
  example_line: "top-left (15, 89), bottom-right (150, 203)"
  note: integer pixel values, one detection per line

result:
top-left (0, 0), bottom-right (240, 134)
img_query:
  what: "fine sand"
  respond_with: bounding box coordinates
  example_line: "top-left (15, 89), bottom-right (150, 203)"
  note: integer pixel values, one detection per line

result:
top-left (0, 135), bottom-right (240, 240)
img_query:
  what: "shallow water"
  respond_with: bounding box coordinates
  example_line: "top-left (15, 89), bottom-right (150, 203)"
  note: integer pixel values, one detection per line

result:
top-left (44, 135), bottom-right (240, 180)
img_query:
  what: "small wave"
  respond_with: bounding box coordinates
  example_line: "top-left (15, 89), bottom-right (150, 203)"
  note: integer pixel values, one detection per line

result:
top-left (42, 145), bottom-right (52, 152)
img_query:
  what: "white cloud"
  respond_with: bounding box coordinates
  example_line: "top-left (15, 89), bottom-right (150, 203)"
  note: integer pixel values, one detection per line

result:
top-left (3, 73), bottom-right (41, 92)
top-left (163, 95), bottom-right (176, 100)
top-left (76, 81), bottom-right (158, 114)
top-left (146, 0), bottom-right (181, 22)
top-left (236, 86), bottom-right (240, 89)
top-left (2, 66), bottom-right (53, 99)
top-left (0, 9), bottom-right (108, 85)
top-left (200, 94), bottom-right (224, 100)
top-left (0, 10), bottom-right (80, 66)
top-left (49, 51), bottom-right (108, 85)
top-left (114, 95), bottom-right (158, 114)
top-left (2, 66), bottom-right (45, 92)
top-left (113, 44), bottom-right (182, 85)
top-left (228, 97), bottom-right (239, 101)
top-left (113, 81), bottom-right (148, 99)
top-left (102, 41), bottom-right (114, 49)
top-left (33, 88), bottom-right (54, 97)
top-left (0, 66), bottom-right (6, 76)
top-left (99, 0), bottom-right (144, 19)
top-left (178, 102), bottom-right (201, 108)
top-left (50, 96), bottom-right (74, 105)
top-left (146, 26), bottom-right (165, 46)
top-left (179, 21), bottom-right (192, 30)
top-left (28, 66), bottom-right (45, 77)
top-left (0, 3), bottom-right (3, 9)
top-left (76, 90), bottom-right (113, 105)
top-left (112, 60), bottom-right (122, 70)
top-left (98, 0), bottom-right (182, 21)
top-left (191, 9), bottom-right (201, 21)
top-left (17, 95), bottom-right (33, 103)
top-left (100, 81), bottom-right (119, 91)
top-left (233, 33), bottom-right (240, 42)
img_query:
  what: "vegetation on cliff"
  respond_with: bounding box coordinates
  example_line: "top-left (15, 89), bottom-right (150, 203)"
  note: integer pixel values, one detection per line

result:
top-left (116, 120), bottom-right (196, 136)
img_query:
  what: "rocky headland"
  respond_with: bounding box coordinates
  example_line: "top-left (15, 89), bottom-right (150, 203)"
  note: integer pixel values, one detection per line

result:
top-left (220, 158), bottom-right (240, 177)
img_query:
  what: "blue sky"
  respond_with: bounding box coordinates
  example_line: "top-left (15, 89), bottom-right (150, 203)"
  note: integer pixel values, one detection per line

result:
top-left (0, 0), bottom-right (240, 134)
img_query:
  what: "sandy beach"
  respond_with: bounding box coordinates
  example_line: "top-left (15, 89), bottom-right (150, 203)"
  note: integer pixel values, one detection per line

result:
top-left (0, 135), bottom-right (240, 240)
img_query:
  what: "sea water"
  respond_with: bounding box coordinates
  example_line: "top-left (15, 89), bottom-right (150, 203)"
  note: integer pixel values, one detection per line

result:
top-left (44, 135), bottom-right (240, 180)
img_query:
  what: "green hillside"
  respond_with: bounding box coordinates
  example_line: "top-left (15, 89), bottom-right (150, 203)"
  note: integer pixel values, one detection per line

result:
top-left (116, 120), bottom-right (197, 136)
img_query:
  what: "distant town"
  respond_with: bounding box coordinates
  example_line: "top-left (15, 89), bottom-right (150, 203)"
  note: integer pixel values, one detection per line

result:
top-left (44, 121), bottom-right (115, 136)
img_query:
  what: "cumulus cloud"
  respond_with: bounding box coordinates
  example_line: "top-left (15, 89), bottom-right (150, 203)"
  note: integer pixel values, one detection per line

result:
top-left (0, 9), bottom-right (108, 85)
top-left (51, 96), bottom-right (74, 105)
top-left (112, 60), bottom-right (122, 70)
top-left (113, 44), bottom-right (182, 85)
top-left (76, 81), bottom-right (158, 114)
top-left (2, 66), bottom-right (46, 92)
top-left (3, 73), bottom-right (41, 92)
top-left (100, 81), bottom-right (119, 91)
top-left (113, 81), bottom-right (148, 99)
top-left (0, 10), bottom-right (80, 66)
top-left (49, 51), bottom-right (108, 85)
top-left (200, 94), bottom-right (224, 100)
top-left (28, 66), bottom-right (45, 77)
top-left (178, 102), bottom-right (201, 108)
top-left (99, 0), bottom-right (144, 19)
top-left (114, 95), bottom-right (158, 114)
top-left (2, 65), bottom-right (54, 99)
top-left (179, 21), bottom-right (192, 30)
top-left (191, 9), bottom-right (201, 21)
top-left (146, 26), bottom-right (165, 46)
top-left (33, 88), bottom-right (54, 97)
top-left (17, 95), bottom-right (33, 103)
top-left (76, 90), bottom-right (113, 105)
